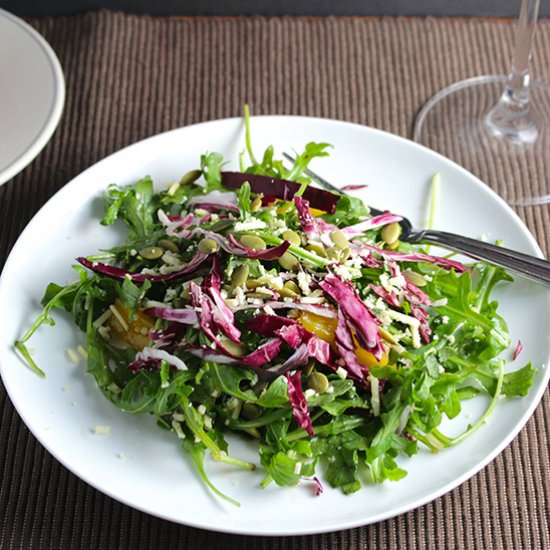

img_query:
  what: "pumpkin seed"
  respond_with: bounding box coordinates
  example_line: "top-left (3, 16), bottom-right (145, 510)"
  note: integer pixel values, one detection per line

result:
top-left (326, 247), bottom-right (341, 261)
top-left (283, 281), bottom-right (301, 294)
top-left (278, 252), bottom-right (299, 271)
top-left (158, 239), bottom-right (179, 253)
top-left (220, 337), bottom-right (246, 356)
top-left (306, 243), bottom-right (327, 257)
top-left (308, 371), bottom-right (329, 394)
top-left (278, 287), bottom-right (299, 298)
top-left (404, 270), bottom-right (427, 287)
top-left (231, 264), bottom-right (250, 288)
top-left (179, 169), bottom-right (202, 186)
top-left (139, 246), bottom-right (164, 260)
top-left (239, 235), bottom-right (267, 250)
top-left (339, 247), bottom-right (352, 262)
top-left (198, 238), bottom-right (219, 254)
top-left (210, 219), bottom-right (234, 233)
top-left (381, 222), bottom-right (402, 245)
top-left (330, 229), bottom-right (349, 249)
top-left (242, 402), bottom-right (261, 420)
top-left (282, 229), bottom-right (301, 246)
top-left (387, 240), bottom-right (401, 250)
top-left (250, 194), bottom-right (264, 212)
top-left (304, 362), bottom-right (315, 376)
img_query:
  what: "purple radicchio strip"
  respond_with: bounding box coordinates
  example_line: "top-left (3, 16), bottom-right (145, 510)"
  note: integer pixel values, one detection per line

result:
top-left (369, 284), bottom-right (401, 308)
top-left (341, 212), bottom-right (403, 238)
top-left (129, 346), bottom-right (188, 372)
top-left (356, 243), bottom-right (467, 272)
top-left (221, 171), bottom-right (340, 213)
top-left (184, 338), bottom-right (283, 375)
top-left (293, 196), bottom-right (318, 239)
top-left (174, 226), bottom-right (290, 260)
top-left (157, 209), bottom-right (195, 237)
top-left (340, 184), bottom-right (368, 192)
top-left (286, 370), bottom-right (315, 437)
top-left (410, 304), bottom-right (431, 343)
top-left (512, 339), bottom-right (523, 361)
top-left (247, 314), bottom-right (331, 366)
top-left (188, 190), bottom-right (240, 213)
top-left (145, 307), bottom-right (198, 325)
top-left (319, 275), bottom-right (383, 358)
top-left (334, 308), bottom-right (367, 380)
top-left (77, 252), bottom-right (209, 283)
top-left (203, 256), bottom-right (241, 343)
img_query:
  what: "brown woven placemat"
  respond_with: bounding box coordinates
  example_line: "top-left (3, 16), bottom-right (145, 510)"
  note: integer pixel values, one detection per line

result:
top-left (0, 12), bottom-right (549, 550)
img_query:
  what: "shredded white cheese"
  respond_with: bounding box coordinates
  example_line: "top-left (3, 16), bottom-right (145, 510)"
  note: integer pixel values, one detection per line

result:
top-left (93, 425), bottom-right (111, 436)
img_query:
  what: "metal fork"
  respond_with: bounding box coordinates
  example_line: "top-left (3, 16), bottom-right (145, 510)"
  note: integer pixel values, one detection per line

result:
top-left (283, 152), bottom-right (550, 286)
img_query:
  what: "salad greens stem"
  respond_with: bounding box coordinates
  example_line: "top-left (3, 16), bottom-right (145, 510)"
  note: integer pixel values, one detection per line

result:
top-left (243, 104), bottom-right (258, 166)
top-left (260, 234), bottom-right (331, 268)
top-left (437, 360), bottom-right (504, 447)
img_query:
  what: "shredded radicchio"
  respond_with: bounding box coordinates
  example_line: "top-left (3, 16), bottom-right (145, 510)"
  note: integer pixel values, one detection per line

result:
top-left (294, 196), bottom-right (318, 239)
top-left (512, 340), bottom-right (523, 361)
top-left (77, 252), bottom-right (209, 283)
top-left (145, 307), bottom-right (198, 325)
top-left (356, 243), bottom-right (467, 272)
top-left (202, 256), bottom-right (241, 343)
top-left (188, 190), bottom-right (240, 213)
top-left (129, 346), bottom-right (188, 372)
top-left (286, 370), bottom-right (315, 437)
top-left (341, 212), bottom-right (403, 237)
top-left (320, 275), bottom-right (383, 358)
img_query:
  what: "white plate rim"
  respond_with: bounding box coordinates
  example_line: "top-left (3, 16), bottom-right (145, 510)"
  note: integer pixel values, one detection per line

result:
top-left (0, 8), bottom-right (65, 185)
top-left (1, 115), bottom-right (549, 536)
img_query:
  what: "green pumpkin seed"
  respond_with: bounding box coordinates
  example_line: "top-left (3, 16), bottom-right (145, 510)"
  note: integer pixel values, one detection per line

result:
top-left (180, 286), bottom-right (191, 301)
top-left (404, 270), bottom-right (427, 287)
top-left (308, 371), bottom-right (329, 394)
top-left (306, 243), bottom-right (327, 257)
top-left (239, 235), bottom-right (267, 250)
top-left (242, 402), bottom-right (261, 420)
top-left (339, 247), bottom-right (352, 262)
top-left (179, 169), bottom-right (202, 186)
top-left (278, 287), bottom-right (299, 298)
top-left (326, 247), bottom-right (341, 261)
top-left (304, 361), bottom-right (315, 376)
top-left (250, 195), bottom-right (264, 212)
top-left (231, 264), bottom-right (250, 288)
top-left (220, 337), bottom-right (246, 356)
top-left (330, 229), bottom-right (349, 249)
top-left (381, 222), bottom-right (402, 245)
top-left (198, 238), bottom-right (219, 254)
top-left (283, 281), bottom-right (301, 294)
top-left (278, 252), bottom-right (299, 271)
top-left (210, 219), bottom-right (234, 233)
top-left (387, 240), bottom-right (401, 250)
top-left (139, 246), bottom-right (164, 260)
top-left (282, 229), bottom-right (302, 246)
top-left (158, 239), bottom-right (179, 253)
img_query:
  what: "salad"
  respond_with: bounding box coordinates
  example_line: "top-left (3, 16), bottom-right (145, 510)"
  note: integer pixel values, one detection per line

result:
top-left (15, 111), bottom-right (536, 504)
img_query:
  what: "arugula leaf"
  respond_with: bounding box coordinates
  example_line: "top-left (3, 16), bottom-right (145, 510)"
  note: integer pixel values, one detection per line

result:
top-left (200, 152), bottom-right (224, 192)
top-left (502, 362), bottom-right (536, 397)
top-left (286, 142), bottom-right (331, 182)
top-left (102, 177), bottom-right (157, 242)
top-left (237, 181), bottom-right (252, 219)
top-left (322, 194), bottom-right (370, 226)
top-left (117, 277), bottom-right (151, 317)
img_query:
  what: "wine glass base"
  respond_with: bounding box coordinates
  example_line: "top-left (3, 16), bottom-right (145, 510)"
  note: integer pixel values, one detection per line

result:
top-left (414, 75), bottom-right (550, 206)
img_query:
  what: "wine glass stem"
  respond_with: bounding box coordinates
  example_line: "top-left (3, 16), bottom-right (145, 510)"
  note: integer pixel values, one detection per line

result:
top-left (485, 0), bottom-right (541, 143)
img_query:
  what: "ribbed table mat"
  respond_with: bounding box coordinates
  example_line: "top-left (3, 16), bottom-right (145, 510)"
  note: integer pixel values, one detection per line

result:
top-left (0, 12), bottom-right (549, 550)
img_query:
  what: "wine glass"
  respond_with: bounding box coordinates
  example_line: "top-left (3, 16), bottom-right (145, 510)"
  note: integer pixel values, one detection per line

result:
top-left (413, 0), bottom-right (550, 206)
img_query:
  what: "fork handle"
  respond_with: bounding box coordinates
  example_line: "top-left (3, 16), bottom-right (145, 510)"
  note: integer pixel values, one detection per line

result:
top-left (420, 229), bottom-right (550, 285)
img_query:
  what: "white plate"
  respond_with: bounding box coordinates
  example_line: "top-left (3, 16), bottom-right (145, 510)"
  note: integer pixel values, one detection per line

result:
top-left (0, 8), bottom-right (65, 185)
top-left (1, 116), bottom-right (549, 535)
